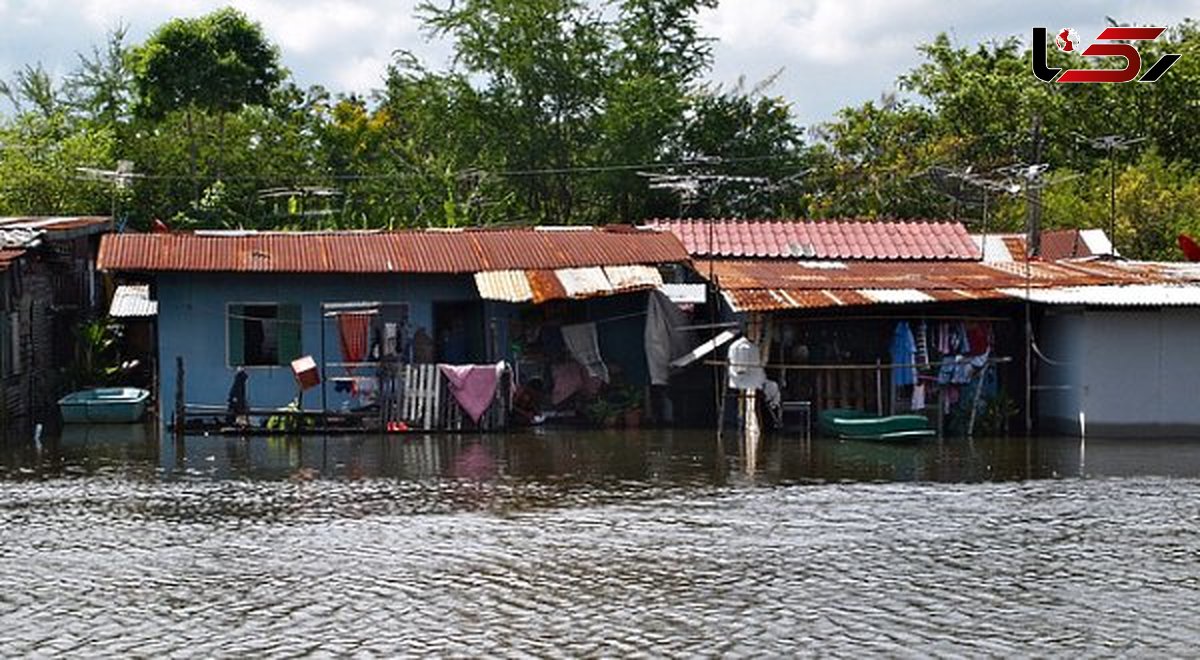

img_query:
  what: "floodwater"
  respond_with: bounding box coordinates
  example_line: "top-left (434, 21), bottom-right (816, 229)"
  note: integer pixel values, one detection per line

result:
top-left (2, 427), bottom-right (1199, 656)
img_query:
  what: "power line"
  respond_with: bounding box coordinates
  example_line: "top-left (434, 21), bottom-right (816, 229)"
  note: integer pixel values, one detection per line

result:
top-left (32, 153), bottom-right (805, 184)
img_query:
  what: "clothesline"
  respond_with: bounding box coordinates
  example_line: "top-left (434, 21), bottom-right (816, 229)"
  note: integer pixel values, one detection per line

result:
top-left (781, 314), bottom-right (1013, 323)
top-left (588, 310), bottom-right (647, 325)
top-left (700, 357), bottom-right (1012, 372)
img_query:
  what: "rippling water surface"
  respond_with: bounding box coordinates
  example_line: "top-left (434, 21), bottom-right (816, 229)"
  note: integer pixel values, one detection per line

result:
top-left (2, 426), bottom-right (1199, 656)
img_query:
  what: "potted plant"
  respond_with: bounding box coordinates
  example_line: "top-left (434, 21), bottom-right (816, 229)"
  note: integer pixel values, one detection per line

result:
top-left (615, 385), bottom-right (644, 429)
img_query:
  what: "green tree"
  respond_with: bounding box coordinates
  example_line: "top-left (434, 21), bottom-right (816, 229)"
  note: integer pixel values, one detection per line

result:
top-left (65, 25), bottom-right (135, 127)
top-left (130, 7), bottom-right (283, 191)
top-left (809, 97), bottom-right (945, 219)
top-left (657, 80), bottom-right (808, 218)
top-left (0, 63), bottom-right (61, 118)
top-left (0, 112), bottom-right (115, 215)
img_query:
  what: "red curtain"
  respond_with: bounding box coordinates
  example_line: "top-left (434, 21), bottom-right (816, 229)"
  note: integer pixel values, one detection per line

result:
top-left (338, 313), bottom-right (371, 364)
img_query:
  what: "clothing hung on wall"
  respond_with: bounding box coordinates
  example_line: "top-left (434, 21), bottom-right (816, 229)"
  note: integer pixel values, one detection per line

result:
top-left (890, 321), bottom-right (917, 386)
top-left (915, 320), bottom-right (930, 367)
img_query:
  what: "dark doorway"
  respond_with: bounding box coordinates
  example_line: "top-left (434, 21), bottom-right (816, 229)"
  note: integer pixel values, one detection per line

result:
top-left (434, 302), bottom-right (485, 364)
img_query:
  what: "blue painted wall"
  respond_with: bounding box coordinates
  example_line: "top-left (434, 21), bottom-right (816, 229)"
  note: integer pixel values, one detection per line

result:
top-left (157, 272), bottom-right (478, 420)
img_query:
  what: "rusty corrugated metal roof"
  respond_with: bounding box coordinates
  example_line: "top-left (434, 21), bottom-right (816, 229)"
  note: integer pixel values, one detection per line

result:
top-left (474, 265), bottom-right (662, 304)
top-left (721, 286), bottom-right (993, 312)
top-left (98, 227), bottom-right (689, 274)
top-left (703, 258), bottom-right (1189, 312)
top-left (647, 218), bottom-right (981, 260)
top-left (0, 249), bottom-right (25, 271)
top-left (697, 259), bottom-right (1125, 292)
top-left (0, 216), bottom-right (111, 235)
top-left (977, 229), bottom-right (1115, 262)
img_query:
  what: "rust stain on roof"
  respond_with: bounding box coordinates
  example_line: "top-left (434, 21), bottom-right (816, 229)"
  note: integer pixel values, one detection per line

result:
top-left (527, 269), bottom-right (568, 303)
top-left (0, 249), bottom-right (26, 271)
top-left (706, 257), bottom-right (1197, 312)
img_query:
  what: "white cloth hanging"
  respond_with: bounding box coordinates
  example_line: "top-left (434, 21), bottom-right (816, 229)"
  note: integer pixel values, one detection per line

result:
top-left (727, 337), bottom-right (766, 390)
top-left (644, 290), bottom-right (690, 386)
top-left (561, 322), bottom-right (609, 383)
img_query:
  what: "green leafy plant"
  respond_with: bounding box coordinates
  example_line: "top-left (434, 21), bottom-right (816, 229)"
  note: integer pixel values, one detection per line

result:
top-left (265, 399), bottom-right (316, 433)
top-left (976, 394), bottom-right (1018, 437)
top-left (67, 317), bottom-right (123, 389)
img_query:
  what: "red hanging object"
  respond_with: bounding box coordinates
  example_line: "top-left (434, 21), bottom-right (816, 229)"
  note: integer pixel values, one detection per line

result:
top-left (337, 313), bottom-right (371, 364)
top-left (1179, 234), bottom-right (1200, 262)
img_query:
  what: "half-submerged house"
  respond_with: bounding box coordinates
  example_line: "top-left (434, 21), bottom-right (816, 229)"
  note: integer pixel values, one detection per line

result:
top-left (0, 216), bottom-right (112, 432)
top-left (98, 226), bottom-right (693, 432)
top-left (651, 219), bottom-right (1200, 438)
top-left (650, 218), bottom-right (1027, 437)
top-left (978, 230), bottom-right (1200, 437)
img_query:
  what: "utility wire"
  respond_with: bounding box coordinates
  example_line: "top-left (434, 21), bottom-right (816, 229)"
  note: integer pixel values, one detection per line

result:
top-left (17, 153), bottom-right (809, 184)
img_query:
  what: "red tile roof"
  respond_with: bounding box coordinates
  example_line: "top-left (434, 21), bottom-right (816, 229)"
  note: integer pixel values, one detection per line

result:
top-left (647, 218), bottom-right (981, 261)
top-left (97, 227), bottom-right (690, 274)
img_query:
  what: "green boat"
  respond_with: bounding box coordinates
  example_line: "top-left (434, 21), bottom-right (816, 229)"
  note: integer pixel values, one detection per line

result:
top-left (58, 388), bottom-right (151, 424)
top-left (818, 408), bottom-right (936, 441)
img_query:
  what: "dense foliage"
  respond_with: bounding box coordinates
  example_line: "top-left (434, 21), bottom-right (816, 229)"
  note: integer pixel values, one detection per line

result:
top-left (0, 7), bottom-right (1197, 258)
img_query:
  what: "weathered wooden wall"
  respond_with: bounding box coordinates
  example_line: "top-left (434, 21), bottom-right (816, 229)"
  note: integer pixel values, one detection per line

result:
top-left (1, 235), bottom-right (101, 435)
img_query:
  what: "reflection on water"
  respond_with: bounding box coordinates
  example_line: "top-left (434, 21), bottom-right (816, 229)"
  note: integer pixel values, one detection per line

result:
top-left (9, 425), bottom-right (1200, 485)
top-left (2, 427), bottom-right (1200, 655)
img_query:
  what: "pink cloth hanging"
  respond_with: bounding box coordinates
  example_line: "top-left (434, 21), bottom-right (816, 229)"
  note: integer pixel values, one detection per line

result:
top-left (552, 361), bottom-right (586, 405)
top-left (439, 363), bottom-right (502, 423)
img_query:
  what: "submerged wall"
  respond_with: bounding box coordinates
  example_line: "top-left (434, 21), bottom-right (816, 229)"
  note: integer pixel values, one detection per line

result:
top-left (156, 272), bottom-right (477, 423)
top-left (1039, 307), bottom-right (1200, 437)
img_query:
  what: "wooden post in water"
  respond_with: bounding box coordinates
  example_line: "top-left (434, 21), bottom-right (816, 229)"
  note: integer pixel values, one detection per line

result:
top-left (174, 356), bottom-right (185, 438)
top-left (875, 359), bottom-right (883, 415)
top-left (319, 306), bottom-right (327, 415)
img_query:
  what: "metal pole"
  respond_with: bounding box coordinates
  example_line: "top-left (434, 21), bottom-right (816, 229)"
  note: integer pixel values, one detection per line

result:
top-left (1109, 143), bottom-right (1117, 255)
top-left (320, 305), bottom-right (327, 414)
top-left (1025, 302), bottom-right (1033, 435)
top-left (1024, 114), bottom-right (1042, 435)
top-left (174, 355), bottom-right (185, 439)
top-left (875, 358), bottom-right (883, 415)
top-left (981, 188), bottom-right (989, 261)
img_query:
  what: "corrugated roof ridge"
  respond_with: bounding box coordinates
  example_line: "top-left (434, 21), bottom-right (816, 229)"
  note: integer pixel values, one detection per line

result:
top-left (645, 216), bottom-right (967, 225)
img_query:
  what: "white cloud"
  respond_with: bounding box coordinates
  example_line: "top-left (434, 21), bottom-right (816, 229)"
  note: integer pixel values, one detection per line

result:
top-left (334, 54), bottom-right (389, 91)
top-left (231, 1), bottom-right (383, 54)
top-left (700, 0), bottom-right (939, 66)
top-left (699, 0), bottom-right (1200, 124)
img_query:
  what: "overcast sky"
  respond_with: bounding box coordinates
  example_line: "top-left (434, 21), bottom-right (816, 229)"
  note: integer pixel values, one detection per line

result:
top-left (0, 0), bottom-right (1196, 127)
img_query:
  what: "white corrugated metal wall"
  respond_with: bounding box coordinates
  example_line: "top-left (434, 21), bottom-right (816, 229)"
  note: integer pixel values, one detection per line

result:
top-left (1039, 308), bottom-right (1200, 436)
